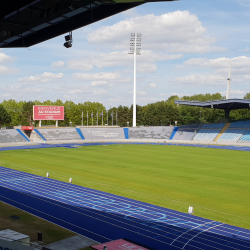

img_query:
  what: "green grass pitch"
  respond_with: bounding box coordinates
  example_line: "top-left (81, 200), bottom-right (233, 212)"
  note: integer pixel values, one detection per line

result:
top-left (0, 144), bottom-right (250, 230)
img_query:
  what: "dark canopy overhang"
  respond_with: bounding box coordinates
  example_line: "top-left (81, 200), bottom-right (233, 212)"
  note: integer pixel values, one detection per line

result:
top-left (175, 99), bottom-right (250, 119)
top-left (0, 0), bottom-right (175, 48)
top-left (175, 99), bottom-right (250, 111)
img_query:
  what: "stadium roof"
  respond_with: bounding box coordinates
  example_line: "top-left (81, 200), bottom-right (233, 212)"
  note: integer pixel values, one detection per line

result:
top-left (0, 0), bottom-right (175, 48)
top-left (175, 99), bottom-right (250, 110)
top-left (175, 99), bottom-right (250, 118)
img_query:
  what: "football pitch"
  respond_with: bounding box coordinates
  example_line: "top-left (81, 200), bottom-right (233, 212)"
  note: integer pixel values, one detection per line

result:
top-left (0, 144), bottom-right (250, 230)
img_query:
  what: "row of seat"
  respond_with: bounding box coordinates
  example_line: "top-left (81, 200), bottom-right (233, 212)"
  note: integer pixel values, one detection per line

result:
top-left (172, 120), bottom-right (250, 142)
top-left (2, 121), bottom-right (250, 143)
top-left (0, 130), bottom-right (28, 143)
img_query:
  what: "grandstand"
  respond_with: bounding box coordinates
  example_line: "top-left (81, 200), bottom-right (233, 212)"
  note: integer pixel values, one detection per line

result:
top-left (1, 120), bottom-right (250, 144)
top-left (0, 129), bottom-right (29, 143)
top-left (192, 123), bottom-right (225, 142)
top-left (239, 130), bottom-right (250, 142)
top-left (171, 124), bottom-right (200, 141)
top-left (217, 128), bottom-right (247, 143)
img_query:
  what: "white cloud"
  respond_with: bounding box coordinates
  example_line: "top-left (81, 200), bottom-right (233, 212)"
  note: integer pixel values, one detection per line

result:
top-left (67, 89), bottom-right (85, 94)
top-left (53, 86), bottom-right (91, 96)
top-left (173, 75), bottom-right (225, 85)
top-left (68, 50), bottom-right (182, 72)
top-left (72, 72), bottom-right (120, 81)
top-left (51, 61), bottom-right (65, 67)
top-left (88, 11), bottom-right (225, 53)
top-left (123, 8), bottom-right (141, 18)
top-left (184, 56), bottom-right (250, 68)
top-left (0, 65), bottom-right (20, 75)
top-left (221, 89), bottom-right (246, 96)
top-left (91, 81), bottom-right (108, 86)
top-left (10, 84), bottom-right (43, 93)
top-left (139, 91), bottom-right (147, 95)
top-left (93, 89), bottom-right (109, 95)
top-left (238, 47), bottom-right (250, 52)
top-left (238, 0), bottom-right (250, 7)
top-left (0, 53), bottom-right (15, 63)
top-left (170, 92), bottom-right (189, 97)
top-left (150, 83), bottom-right (156, 88)
top-left (183, 56), bottom-right (250, 76)
top-left (19, 72), bottom-right (63, 83)
top-left (138, 97), bottom-right (159, 102)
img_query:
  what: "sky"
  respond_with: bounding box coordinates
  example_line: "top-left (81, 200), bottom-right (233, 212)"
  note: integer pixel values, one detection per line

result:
top-left (1, 0), bottom-right (250, 108)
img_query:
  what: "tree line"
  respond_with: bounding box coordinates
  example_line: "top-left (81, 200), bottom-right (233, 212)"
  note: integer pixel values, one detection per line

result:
top-left (1, 92), bottom-right (250, 128)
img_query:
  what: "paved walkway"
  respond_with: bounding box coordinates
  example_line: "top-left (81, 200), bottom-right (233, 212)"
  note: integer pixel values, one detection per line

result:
top-left (43, 235), bottom-right (98, 250)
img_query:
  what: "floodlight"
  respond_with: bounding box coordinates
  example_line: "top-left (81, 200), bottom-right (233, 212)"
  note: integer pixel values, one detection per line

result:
top-left (64, 31), bottom-right (73, 48)
top-left (128, 33), bottom-right (142, 127)
top-left (65, 34), bottom-right (71, 41)
top-left (64, 41), bottom-right (72, 48)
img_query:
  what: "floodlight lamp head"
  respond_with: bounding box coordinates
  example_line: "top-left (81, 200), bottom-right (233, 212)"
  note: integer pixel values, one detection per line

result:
top-left (65, 35), bottom-right (71, 41)
top-left (64, 31), bottom-right (73, 48)
top-left (64, 41), bottom-right (72, 48)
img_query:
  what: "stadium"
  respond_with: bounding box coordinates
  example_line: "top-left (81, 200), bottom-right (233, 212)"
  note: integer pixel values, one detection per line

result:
top-left (1, 1), bottom-right (250, 250)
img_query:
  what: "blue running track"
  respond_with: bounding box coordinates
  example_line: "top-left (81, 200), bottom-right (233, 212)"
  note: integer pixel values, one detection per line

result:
top-left (1, 142), bottom-right (250, 152)
top-left (0, 166), bottom-right (250, 250)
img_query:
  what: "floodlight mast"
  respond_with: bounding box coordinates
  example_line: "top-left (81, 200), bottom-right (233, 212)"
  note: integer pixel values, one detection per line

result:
top-left (129, 33), bottom-right (141, 127)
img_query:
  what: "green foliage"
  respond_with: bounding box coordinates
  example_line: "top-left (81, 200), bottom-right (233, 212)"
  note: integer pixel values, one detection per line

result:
top-left (0, 104), bottom-right (11, 128)
top-left (1, 92), bottom-right (250, 127)
top-left (22, 101), bottom-right (35, 126)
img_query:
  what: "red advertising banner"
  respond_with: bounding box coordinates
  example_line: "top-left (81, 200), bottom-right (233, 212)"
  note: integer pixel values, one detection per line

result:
top-left (33, 106), bottom-right (64, 120)
top-left (21, 126), bottom-right (34, 130)
top-left (92, 239), bottom-right (149, 250)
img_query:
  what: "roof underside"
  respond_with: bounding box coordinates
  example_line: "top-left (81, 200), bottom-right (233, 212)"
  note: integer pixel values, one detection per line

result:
top-left (0, 0), bottom-right (174, 48)
top-left (175, 99), bottom-right (250, 111)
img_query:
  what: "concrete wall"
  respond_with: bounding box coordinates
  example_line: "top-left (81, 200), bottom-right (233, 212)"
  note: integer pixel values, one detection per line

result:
top-left (37, 128), bottom-right (81, 141)
top-left (129, 127), bottom-right (174, 140)
top-left (80, 127), bottom-right (125, 140)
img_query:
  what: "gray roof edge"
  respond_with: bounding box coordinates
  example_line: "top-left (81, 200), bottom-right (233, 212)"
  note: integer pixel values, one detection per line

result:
top-left (174, 98), bottom-right (250, 106)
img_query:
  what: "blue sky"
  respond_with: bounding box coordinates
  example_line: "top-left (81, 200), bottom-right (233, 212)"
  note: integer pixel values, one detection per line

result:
top-left (1, 0), bottom-right (250, 108)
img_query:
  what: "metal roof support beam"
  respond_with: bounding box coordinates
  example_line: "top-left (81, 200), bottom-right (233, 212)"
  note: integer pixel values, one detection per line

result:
top-left (225, 110), bottom-right (230, 119)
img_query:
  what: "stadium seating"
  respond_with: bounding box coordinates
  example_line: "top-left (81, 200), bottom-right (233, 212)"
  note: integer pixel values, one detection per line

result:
top-left (239, 129), bottom-right (250, 142)
top-left (217, 129), bottom-right (247, 143)
top-left (193, 129), bottom-right (221, 141)
top-left (129, 126), bottom-right (174, 139)
top-left (36, 128), bottom-right (82, 141)
top-left (177, 124), bottom-right (200, 129)
top-left (171, 124), bottom-right (201, 140)
top-left (0, 129), bottom-right (28, 143)
top-left (201, 123), bottom-right (225, 129)
top-left (171, 128), bottom-right (199, 140)
top-left (80, 128), bottom-right (126, 140)
top-left (229, 120), bottom-right (250, 128)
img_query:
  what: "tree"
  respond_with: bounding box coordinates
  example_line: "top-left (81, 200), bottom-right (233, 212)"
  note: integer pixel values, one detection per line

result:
top-left (244, 92), bottom-right (250, 99)
top-left (22, 101), bottom-right (35, 126)
top-left (0, 105), bottom-right (11, 128)
top-left (1, 99), bottom-right (22, 126)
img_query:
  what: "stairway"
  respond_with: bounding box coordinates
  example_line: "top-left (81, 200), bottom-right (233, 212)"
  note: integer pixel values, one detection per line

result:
top-left (213, 123), bottom-right (231, 141)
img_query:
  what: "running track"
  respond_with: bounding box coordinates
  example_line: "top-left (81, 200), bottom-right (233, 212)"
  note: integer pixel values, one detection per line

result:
top-left (0, 166), bottom-right (250, 249)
